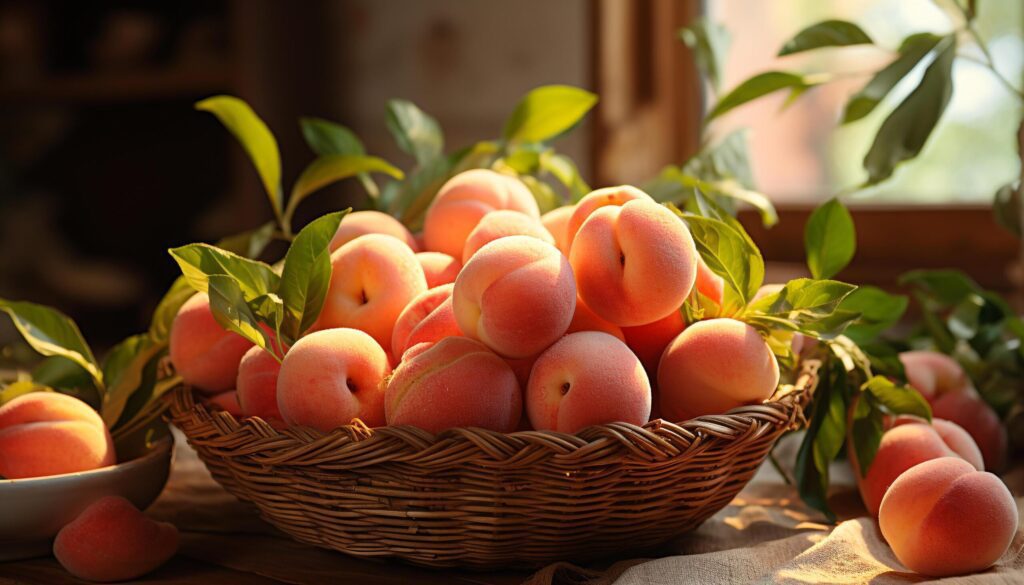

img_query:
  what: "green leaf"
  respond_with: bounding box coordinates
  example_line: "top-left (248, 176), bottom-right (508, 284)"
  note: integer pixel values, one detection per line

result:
top-left (863, 376), bottom-right (931, 420)
top-left (196, 96), bottom-right (282, 217)
top-left (300, 117), bottom-right (366, 156)
top-left (813, 378), bottom-right (848, 475)
top-left (746, 278), bottom-right (859, 339)
top-left (32, 357), bottom-right (98, 399)
top-left (148, 276), bottom-right (195, 343)
top-left (216, 222), bottom-right (277, 259)
top-left (993, 182), bottom-right (1022, 237)
top-left (708, 72), bottom-right (814, 120)
top-left (839, 286), bottom-right (909, 344)
top-left (503, 85), bottom-right (598, 143)
top-left (100, 334), bottom-right (164, 427)
top-left (279, 211), bottom-right (347, 339)
top-left (169, 244), bottom-right (280, 301)
top-left (0, 299), bottom-right (102, 389)
top-left (289, 155), bottom-right (403, 217)
top-left (519, 175), bottom-right (561, 214)
top-left (842, 33), bottom-right (943, 124)
top-left (778, 20), bottom-right (873, 56)
top-left (899, 269), bottom-right (979, 306)
top-left (795, 371), bottom-right (839, 520)
top-left (0, 380), bottom-right (52, 405)
top-left (863, 36), bottom-right (956, 185)
top-left (386, 99), bottom-right (444, 165)
top-left (678, 213), bottom-right (764, 310)
top-left (679, 17), bottom-right (732, 91)
top-left (389, 157), bottom-right (453, 229)
top-left (205, 275), bottom-right (276, 355)
top-left (805, 198), bottom-right (856, 279)
top-left (851, 397), bottom-right (885, 476)
top-left (540, 151), bottom-right (590, 202)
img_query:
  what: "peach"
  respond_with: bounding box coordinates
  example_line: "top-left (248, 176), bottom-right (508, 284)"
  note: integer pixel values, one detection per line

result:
top-left (505, 354), bottom-right (539, 389)
top-left (879, 457), bottom-right (1017, 577)
top-left (169, 292), bottom-right (254, 394)
top-left (236, 346), bottom-right (282, 421)
top-left (53, 495), bottom-right (178, 582)
top-left (622, 310), bottom-right (685, 375)
top-left (857, 421), bottom-right (983, 516)
top-left (390, 283), bottom-right (462, 359)
top-left (453, 236), bottom-right (576, 359)
top-left (329, 210), bottom-right (418, 252)
top-left (0, 393), bottom-right (114, 479)
top-left (657, 318), bottom-right (779, 421)
top-left (564, 185), bottom-right (652, 250)
top-left (570, 199), bottom-right (697, 326)
top-left (932, 391), bottom-right (1008, 472)
top-left (423, 169), bottom-right (539, 258)
top-left (694, 255), bottom-right (725, 306)
top-left (541, 205), bottom-right (575, 256)
top-left (899, 350), bottom-right (972, 400)
top-left (316, 233), bottom-right (428, 351)
top-left (462, 209), bottom-right (555, 263)
top-left (276, 328), bottom-right (391, 431)
top-left (527, 332), bottom-right (651, 433)
top-left (208, 390), bottom-right (242, 416)
top-left (415, 251), bottom-right (461, 288)
top-left (566, 296), bottom-right (625, 341)
top-left (385, 337), bottom-right (521, 433)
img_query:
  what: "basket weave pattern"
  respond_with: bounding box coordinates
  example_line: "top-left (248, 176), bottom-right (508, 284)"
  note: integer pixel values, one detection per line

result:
top-left (167, 363), bottom-right (817, 569)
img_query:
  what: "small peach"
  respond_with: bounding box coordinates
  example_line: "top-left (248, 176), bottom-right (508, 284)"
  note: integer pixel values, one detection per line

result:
top-left (462, 209), bottom-right (555, 263)
top-left (899, 350), bottom-right (972, 400)
top-left (932, 391), bottom-right (1008, 472)
top-left (390, 283), bottom-right (462, 359)
top-left (415, 251), bottom-right (462, 288)
top-left (566, 296), bottom-right (625, 341)
top-left (329, 210), bottom-right (418, 252)
top-left (208, 391), bottom-right (242, 416)
top-left (540, 205), bottom-right (575, 256)
top-left (564, 185), bottom-right (652, 251)
top-left (236, 346), bottom-right (282, 421)
top-left (169, 292), bottom-right (254, 393)
top-left (622, 310), bottom-right (685, 375)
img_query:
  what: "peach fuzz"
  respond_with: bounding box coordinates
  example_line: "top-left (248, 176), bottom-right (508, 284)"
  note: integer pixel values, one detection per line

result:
top-left (328, 209), bottom-right (418, 252)
top-left (462, 209), bottom-right (555, 263)
top-left (391, 283), bottom-right (462, 359)
top-left (385, 337), bottom-right (521, 433)
top-left (276, 328), bottom-right (391, 431)
top-left (0, 392), bottom-right (114, 479)
top-left (423, 169), bottom-right (539, 258)
top-left (570, 199), bottom-right (697, 326)
top-left (453, 236), bottom-right (576, 359)
top-left (415, 251), bottom-right (461, 288)
top-left (316, 233), bottom-right (427, 351)
top-left (236, 346), bottom-right (282, 421)
top-left (208, 390), bottom-right (242, 416)
top-left (564, 185), bottom-right (652, 250)
top-left (566, 296), bottom-right (625, 341)
top-left (540, 205), bottom-right (575, 256)
top-left (54, 495), bottom-right (178, 583)
top-left (527, 332), bottom-right (651, 433)
top-left (856, 421), bottom-right (982, 516)
top-left (932, 391), bottom-right (1008, 472)
top-left (622, 310), bottom-right (685, 375)
top-left (879, 457), bottom-right (1017, 577)
top-left (169, 292), bottom-right (254, 394)
top-left (657, 318), bottom-right (779, 422)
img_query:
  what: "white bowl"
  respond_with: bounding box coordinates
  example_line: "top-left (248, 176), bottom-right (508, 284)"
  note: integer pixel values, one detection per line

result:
top-left (0, 436), bottom-right (174, 561)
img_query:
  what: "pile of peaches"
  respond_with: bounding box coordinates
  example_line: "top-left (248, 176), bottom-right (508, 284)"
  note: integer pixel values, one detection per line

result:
top-left (171, 168), bottom-right (780, 438)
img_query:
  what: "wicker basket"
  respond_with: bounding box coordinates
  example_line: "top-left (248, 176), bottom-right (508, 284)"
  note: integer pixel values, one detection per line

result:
top-left (167, 361), bottom-right (818, 569)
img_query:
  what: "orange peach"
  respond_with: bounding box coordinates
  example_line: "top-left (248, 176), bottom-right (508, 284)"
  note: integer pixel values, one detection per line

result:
top-left (657, 318), bottom-right (779, 421)
top-left (857, 421), bottom-right (983, 516)
top-left (169, 292), bottom-right (254, 393)
top-left (899, 350), bottom-right (972, 400)
top-left (385, 337), bottom-right (521, 433)
top-left (208, 391), bottom-right (242, 416)
top-left (236, 346), bottom-right (282, 421)
top-left (415, 251), bottom-right (462, 288)
top-left (390, 284), bottom-right (462, 359)
top-left (453, 236), bottom-right (576, 359)
top-left (316, 233), bottom-right (428, 351)
top-left (276, 328), bottom-right (391, 431)
top-left (694, 255), bottom-right (725, 306)
top-left (879, 457), bottom-right (1017, 577)
top-left (540, 205), bottom-right (575, 256)
top-left (53, 495), bottom-right (178, 582)
top-left (932, 391), bottom-right (1008, 472)
top-left (527, 332), bottom-right (651, 433)
top-left (462, 209), bottom-right (555, 263)
top-left (570, 199), bottom-right (697, 326)
top-left (566, 296), bottom-right (625, 341)
top-left (329, 210), bottom-right (418, 252)
top-left (622, 310), bottom-right (685, 375)
top-left (564, 185), bottom-right (652, 251)
top-left (0, 393), bottom-right (114, 479)
top-left (505, 354), bottom-right (539, 389)
top-left (423, 169), bottom-right (539, 258)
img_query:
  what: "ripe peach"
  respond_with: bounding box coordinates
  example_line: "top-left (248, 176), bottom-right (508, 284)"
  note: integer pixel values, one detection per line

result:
top-left (505, 354), bottom-right (538, 389)
top-left (899, 350), bottom-right (972, 400)
top-left (657, 318), bottom-right (779, 421)
top-left (385, 337), bottom-right (521, 433)
top-left (879, 457), bottom-right (1017, 577)
top-left (423, 169), bottom-right (539, 258)
top-left (622, 310), bottom-right (685, 375)
top-left (564, 185), bottom-right (652, 250)
top-left (540, 205), bottom-right (575, 256)
top-left (316, 233), bottom-right (428, 351)
top-left (208, 391), bottom-right (242, 416)
top-left (570, 199), bottom-right (697, 326)
top-left (390, 284), bottom-right (462, 359)
top-left (932, 391), bottom-right (1008, 472)
top-left (236, 346), bottom-right (282, 421)
top-left (169, 292), bottom-right (254, 394)
top-left (329, 210), bottom-right (418, 252)
top-left (453, 236), bottom-right (576, 359)
top-left (462, 209), bottom-right (555, 263)
top-left (694, 255), bottom-right (725, 306)
top-left (276, 328), bottom-right (391, 431)
top-left (857, 421), bottom-right (983, 516)
top-left (53, 496), bottom-right (178, 582)
top-left (566, 296), bottom-right (625, 341)
top-left (527, 332), bottom-right (651, 433)
top-left (0, 393), bottom-right (114, 479)
top-left (415, 251), bottom-right (461, 288)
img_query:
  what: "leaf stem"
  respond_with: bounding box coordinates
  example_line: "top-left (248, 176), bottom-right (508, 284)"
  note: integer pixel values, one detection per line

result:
top-left (955, 5), bottom-right (1024, 102)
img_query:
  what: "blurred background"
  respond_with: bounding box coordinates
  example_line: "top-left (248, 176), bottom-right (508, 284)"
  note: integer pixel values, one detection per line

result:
top-left (0, 0), bottom-right (1021, 351)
